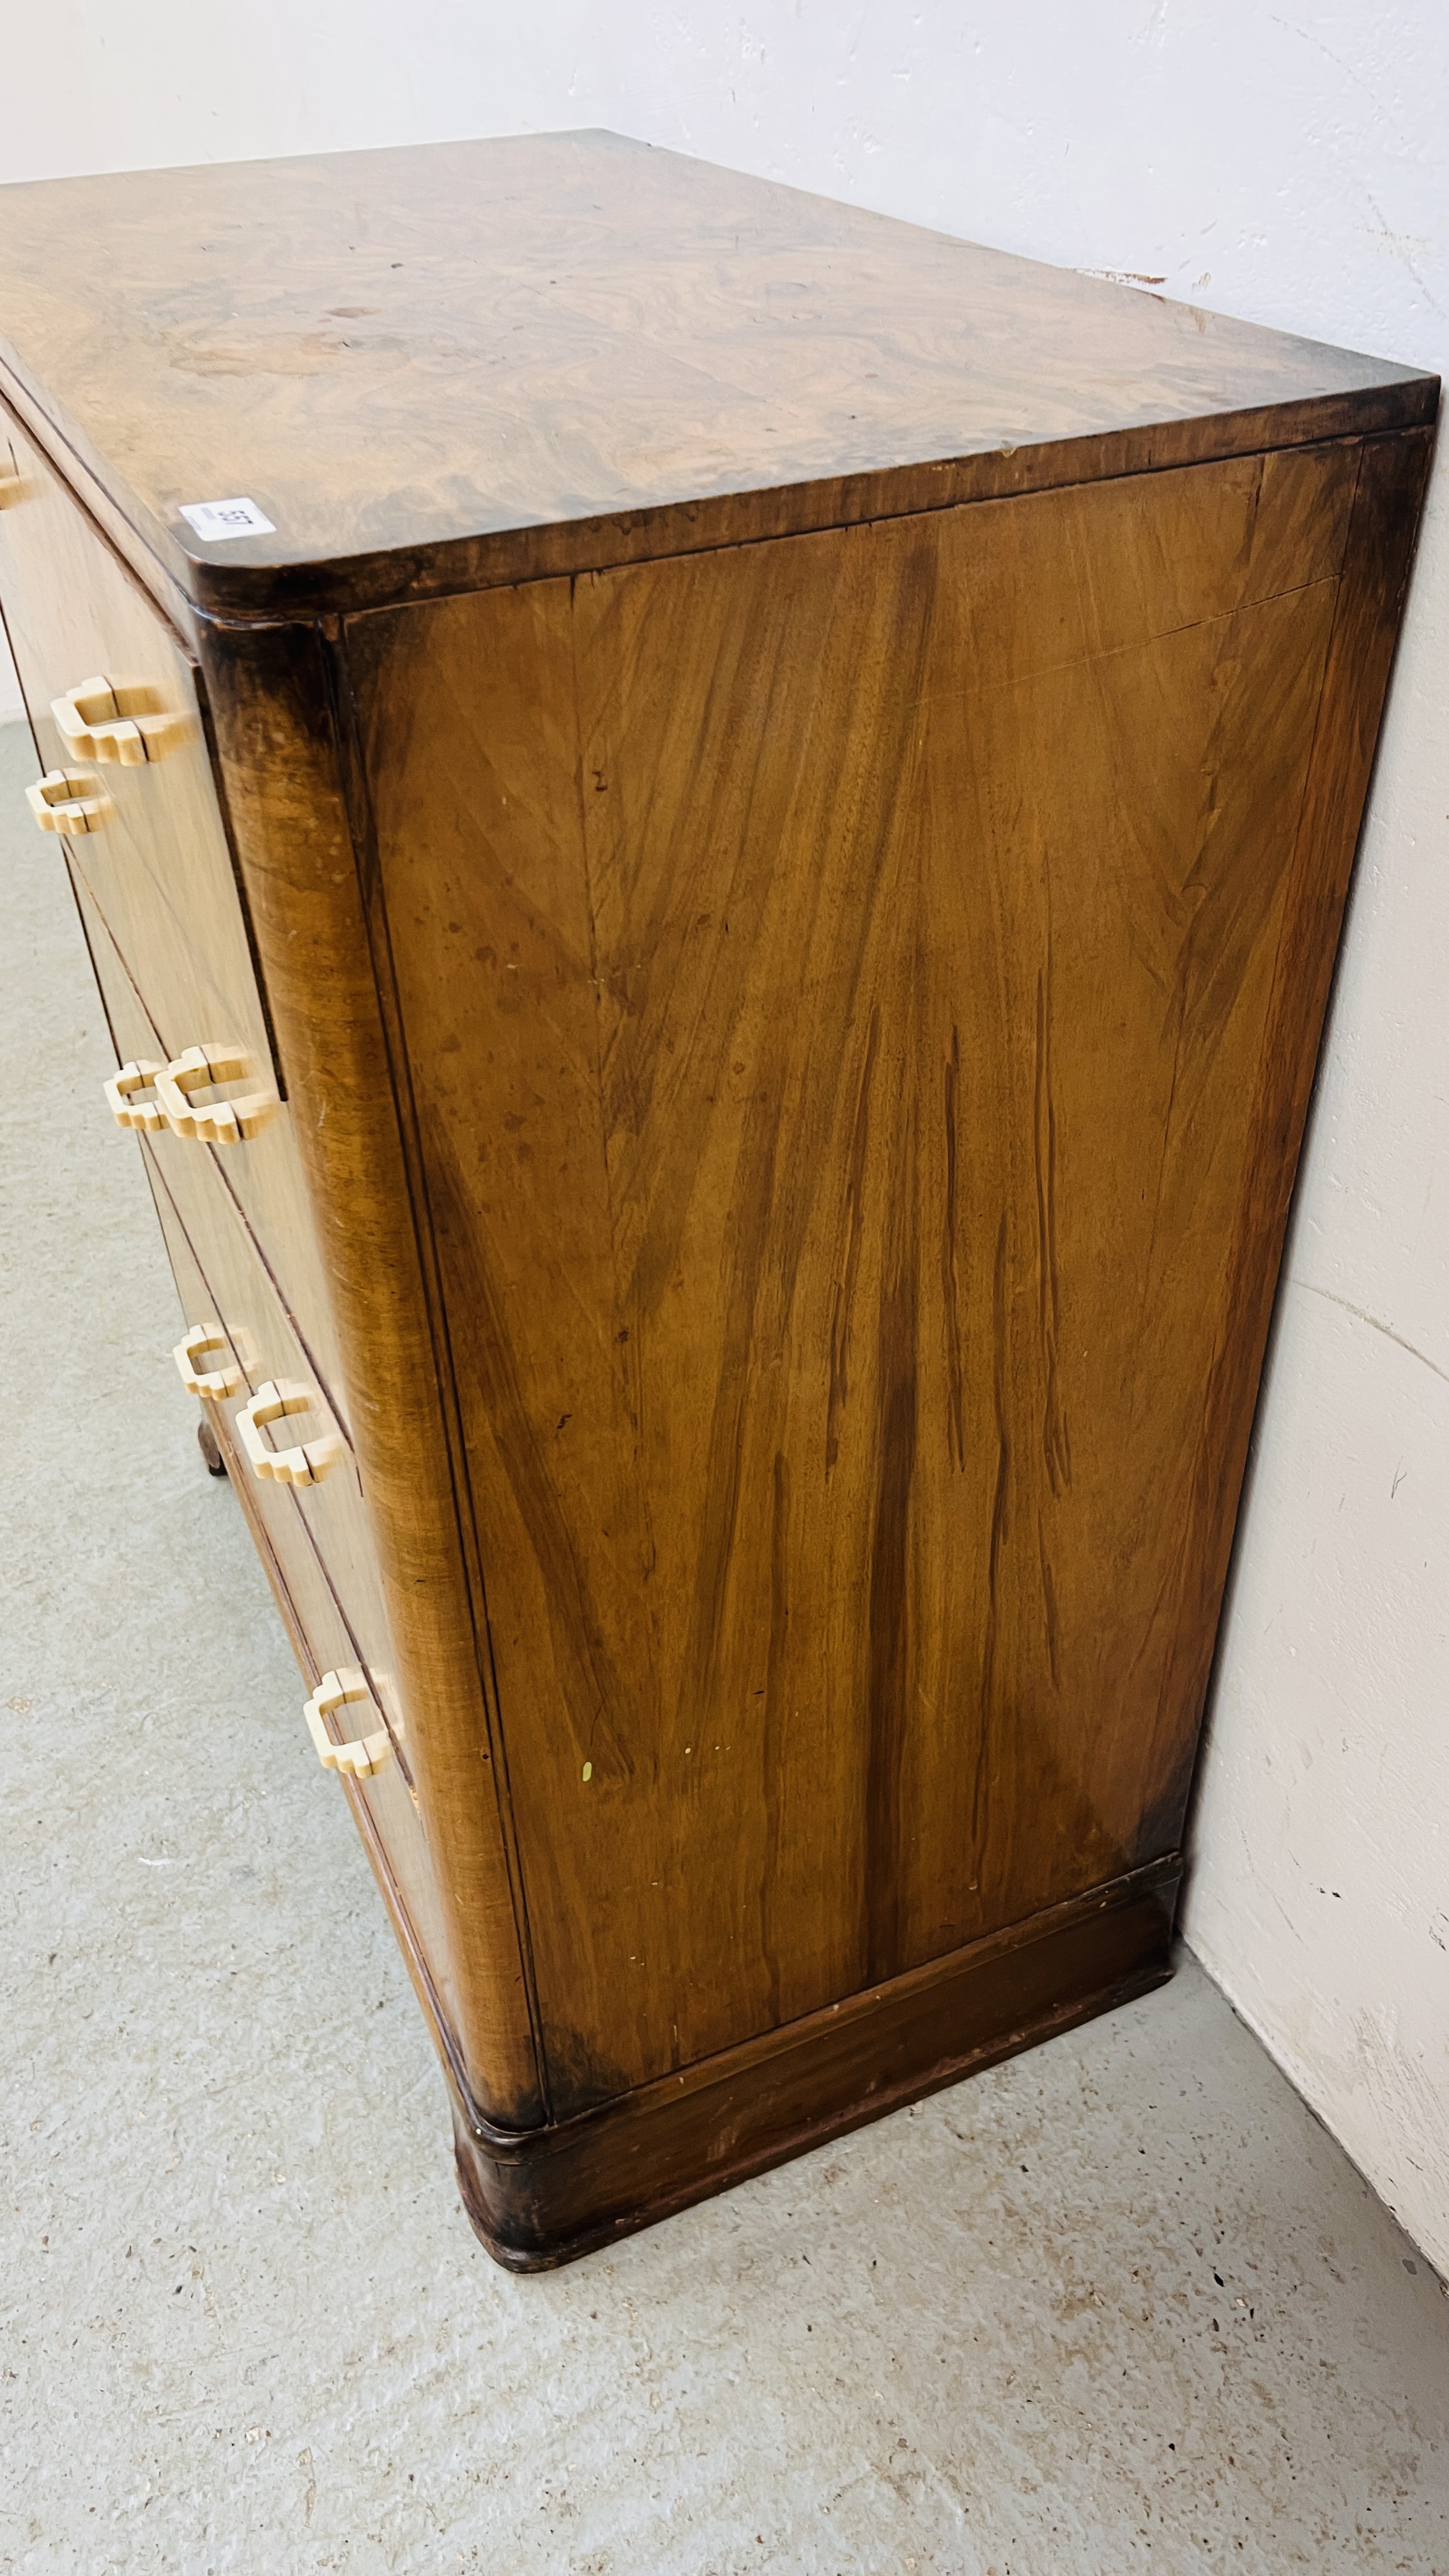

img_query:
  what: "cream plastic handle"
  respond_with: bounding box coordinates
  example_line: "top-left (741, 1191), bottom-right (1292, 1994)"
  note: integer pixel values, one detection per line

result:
top-left (155, 1043), bottom-right (278, 1144)
top-left (103, 1059), bottom-right (168, 1132)
top-left (27, 769), bottom-right (111, 836)
top-left (51, 675), bottom-right (189, 767)
top-left (172, 1322), bottom-right (241, 1400)
top-left (303, 1667), bottom-right (393, 1779)
top-left (236, 1379), bottom-right (344, 1487)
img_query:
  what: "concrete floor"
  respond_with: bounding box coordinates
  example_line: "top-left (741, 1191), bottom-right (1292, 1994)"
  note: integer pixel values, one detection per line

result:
top-left (2, 710), bottom-right (1446, 2575)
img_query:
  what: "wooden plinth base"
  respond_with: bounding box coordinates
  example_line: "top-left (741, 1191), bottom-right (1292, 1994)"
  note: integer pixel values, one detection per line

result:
top-left (450, 1856), bottom-right (1180, 2271)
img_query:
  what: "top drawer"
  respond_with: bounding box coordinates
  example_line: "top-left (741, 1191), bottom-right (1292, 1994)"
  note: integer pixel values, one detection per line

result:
top-left (2, 407), bottom-right (344, 1378)
top-left (0, 407), bottom-right (275, 1092)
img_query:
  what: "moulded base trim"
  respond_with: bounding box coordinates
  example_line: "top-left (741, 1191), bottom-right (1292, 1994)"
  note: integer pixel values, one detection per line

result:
top-left (450, 1855), bottom-right (1181, 2271)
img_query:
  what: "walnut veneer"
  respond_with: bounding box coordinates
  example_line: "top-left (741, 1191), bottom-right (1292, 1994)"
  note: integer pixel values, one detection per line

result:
top-left (0, 131), bottom-right (1434, 2266)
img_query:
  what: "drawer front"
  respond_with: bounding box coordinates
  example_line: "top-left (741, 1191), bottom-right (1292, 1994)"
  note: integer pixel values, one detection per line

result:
top-left (2, 410), bottom-right (341, 1376)
top-left (0, 409), bottom-right (272, 1080)
top-left (151, 1133), bottom-right (390, 1689)
top-left (70, 852), bottom-right (346, 1400)
top-left (144, 1142), bottom-right (458, 2032)
top-left (77, 855), bottom-right (388, 1678)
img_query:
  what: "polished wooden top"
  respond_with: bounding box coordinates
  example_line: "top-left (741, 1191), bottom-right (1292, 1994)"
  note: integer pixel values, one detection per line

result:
top-left (0, 130), bottom-right (1434, 616)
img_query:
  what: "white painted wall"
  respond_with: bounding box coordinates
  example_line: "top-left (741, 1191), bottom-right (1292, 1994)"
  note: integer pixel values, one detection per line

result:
top-left (2, 6), bottom-right (1445, 2267)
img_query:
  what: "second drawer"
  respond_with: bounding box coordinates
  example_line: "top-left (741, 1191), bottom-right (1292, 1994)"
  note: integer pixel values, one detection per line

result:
top-left (69, 818), bottom-right (346, 1400)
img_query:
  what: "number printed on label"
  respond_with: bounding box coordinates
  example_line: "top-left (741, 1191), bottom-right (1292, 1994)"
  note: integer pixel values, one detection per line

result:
top-left (178, 496), bottom-right (277, 541)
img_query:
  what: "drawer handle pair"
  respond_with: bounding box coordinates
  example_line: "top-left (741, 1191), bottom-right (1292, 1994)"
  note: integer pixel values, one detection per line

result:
top-left (51, 675), bottom-right (189, 768)
top-left (26, 679), bottom-right (187, 830)
top-left (103, 1044), bottom-right (277, 1144)
top-left (172, 1360), bottom-right (381, 1777)
top-left (304, 1669), bottom-right (394, 1781)
top-left (173, 1330), bottom-right (342, 1487)
top-left (236, 1379), bottom-right (344, 1488)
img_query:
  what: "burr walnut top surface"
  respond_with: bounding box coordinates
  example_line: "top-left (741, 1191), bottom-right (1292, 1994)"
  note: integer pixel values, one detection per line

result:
top-left (0, 129), bottom-right (1434, 617)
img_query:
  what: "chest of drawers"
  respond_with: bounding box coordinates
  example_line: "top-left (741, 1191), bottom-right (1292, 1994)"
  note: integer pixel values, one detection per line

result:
top-left (0, 132), bottom-right (1434, 2267)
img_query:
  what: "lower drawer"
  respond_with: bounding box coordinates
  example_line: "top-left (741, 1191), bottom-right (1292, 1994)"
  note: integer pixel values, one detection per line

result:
top-left (142, 1127), bottom-right (391, 1684)
top-left (142, 1091), bottom-right (460, 2038)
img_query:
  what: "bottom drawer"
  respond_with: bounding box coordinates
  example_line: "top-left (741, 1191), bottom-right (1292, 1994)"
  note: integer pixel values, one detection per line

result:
top-left (144, 1148), bottom-right (461, 2040)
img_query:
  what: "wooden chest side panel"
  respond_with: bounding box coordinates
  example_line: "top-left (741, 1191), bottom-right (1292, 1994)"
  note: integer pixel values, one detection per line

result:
top-left (346, 440), bottom-right (1379, 2111)
top-left (195, 614), bottom-right (544, 2126)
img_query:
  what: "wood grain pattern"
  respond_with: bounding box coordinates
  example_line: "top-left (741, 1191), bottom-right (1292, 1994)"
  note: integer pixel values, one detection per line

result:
top-left (57, 599), bottom-right (540, 2122)
top-left (0, 372), bottom-right (202, 647)
top-left (452, 1855), bottom-right (1179, 2269)
top-left (346, 437), bottom-right (1365, 2115)
top-left (65, 825), bottom-right (350, 1421)
top-left (1144, 424), bottom-right (1436, 1821)
top-left (0, 402), bottom-right (274, 1060)
top-left (0, 134), bottom-right (1432, 620)
top-left (0, 395), bottom-right (349, 1397)
top-left (1, 131), bottom-right (1433, 2256)
top-left (195, 613), bottom-right (543, 2124)
top-left (0, 404), bottom-right (270, 1058)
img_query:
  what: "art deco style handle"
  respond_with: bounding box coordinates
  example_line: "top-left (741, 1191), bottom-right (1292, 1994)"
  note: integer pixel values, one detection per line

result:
top-left (303, 1668), bottom-right (394, 1780)
top-left (155, 1043), bottom-right (278, 1144)
top-left (27, 770), bottom-right (111, 836)
top-left (235, 1379), bottom-right (344, 1487)
top-left (50, 675), bottom-right (190, 767)
top-left (172, 1322), bottom-right (241, 1400)
top-left (103, 1059), bottom-right (168, 1132)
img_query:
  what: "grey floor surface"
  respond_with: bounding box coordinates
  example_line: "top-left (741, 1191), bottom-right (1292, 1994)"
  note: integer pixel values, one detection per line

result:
top-left (2, 712), bottom-right (1447, 2574)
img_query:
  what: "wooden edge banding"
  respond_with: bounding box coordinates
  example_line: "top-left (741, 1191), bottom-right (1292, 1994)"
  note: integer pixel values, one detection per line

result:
top-left (194, 611), bottom-right (546, 2128)
top-left (319, 617), bottom-right (553, 2119)
top-left (1149, 421), bottom-right (1438, 1824)
top-left (198, 384), bottom-right (1446, 621)
top-left (449, 1856), bottom-right (1181, 2269)
top-left (1, 348), bottom-right (1436, 627)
